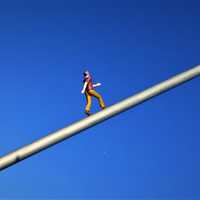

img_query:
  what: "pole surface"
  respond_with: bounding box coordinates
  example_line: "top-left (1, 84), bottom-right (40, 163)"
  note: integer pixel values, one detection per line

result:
top-left (1, 65), bottom-right (200, 171)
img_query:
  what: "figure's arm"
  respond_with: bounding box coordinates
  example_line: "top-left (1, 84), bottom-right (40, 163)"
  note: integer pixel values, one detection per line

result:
top-left (81, 82), bottom-right (88, 94)
top-left (93, 83), bottom-right (101, 88)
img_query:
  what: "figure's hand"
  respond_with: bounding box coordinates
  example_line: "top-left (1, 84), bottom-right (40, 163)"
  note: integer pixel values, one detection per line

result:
top-left (93, 83), bottom-right (101, 88)
top-left (96, 83), bottom-right (101, 87)
top-left (81, 90), bottom-right (85, 94)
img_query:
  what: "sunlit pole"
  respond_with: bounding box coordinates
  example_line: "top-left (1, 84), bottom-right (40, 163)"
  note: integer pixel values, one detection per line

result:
top-left (1, 65), bottom-right (200, 171)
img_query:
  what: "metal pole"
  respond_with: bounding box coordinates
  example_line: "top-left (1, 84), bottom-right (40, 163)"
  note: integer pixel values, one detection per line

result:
top-left (1, 65), bottom-right (200, 171)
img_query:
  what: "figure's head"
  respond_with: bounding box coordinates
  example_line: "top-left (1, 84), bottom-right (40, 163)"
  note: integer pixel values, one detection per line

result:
top-left (83, 70), bottom-right (90, 77)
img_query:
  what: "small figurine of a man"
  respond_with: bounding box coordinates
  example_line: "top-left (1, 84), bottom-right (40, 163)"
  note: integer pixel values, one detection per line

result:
top-left (81, 70), bottom-right (106, 116)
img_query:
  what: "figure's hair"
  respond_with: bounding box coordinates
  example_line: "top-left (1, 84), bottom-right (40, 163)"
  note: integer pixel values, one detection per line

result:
top-left (83, 70), bottom-right (90, 76)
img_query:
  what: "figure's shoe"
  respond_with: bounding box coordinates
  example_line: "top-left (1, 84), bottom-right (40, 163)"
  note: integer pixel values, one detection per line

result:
top-left (85, 110), bottom-right (92, 116)
top-left (101, 106), bottom-right (106, 110)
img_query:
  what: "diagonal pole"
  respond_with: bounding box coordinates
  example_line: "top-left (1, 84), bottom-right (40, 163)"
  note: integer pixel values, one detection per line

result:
top-left (1, 65), bottom-right (200, 171)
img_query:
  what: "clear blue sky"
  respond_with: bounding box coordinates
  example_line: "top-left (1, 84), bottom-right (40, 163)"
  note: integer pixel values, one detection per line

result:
top-left (0, 0), bottom-right (200, 199)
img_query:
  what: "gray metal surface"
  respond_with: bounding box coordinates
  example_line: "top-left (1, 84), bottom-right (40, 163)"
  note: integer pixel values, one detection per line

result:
top-left (1, 65), bottom-right (200, 171)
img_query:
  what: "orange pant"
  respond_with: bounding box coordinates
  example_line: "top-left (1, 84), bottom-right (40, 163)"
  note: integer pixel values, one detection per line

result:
top-left (85, 90), bottom-right (105, 112)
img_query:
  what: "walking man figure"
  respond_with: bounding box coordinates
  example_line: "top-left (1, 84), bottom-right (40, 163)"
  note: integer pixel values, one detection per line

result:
top-left (81, 70), bottom-right (106, 116)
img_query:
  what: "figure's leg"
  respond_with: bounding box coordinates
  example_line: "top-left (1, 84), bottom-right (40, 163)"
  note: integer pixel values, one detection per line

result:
top-left (85, 91), bottom-right (92, 115)
top-left (88, 90), bottom-right (105, 109)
